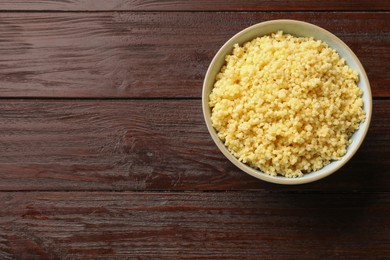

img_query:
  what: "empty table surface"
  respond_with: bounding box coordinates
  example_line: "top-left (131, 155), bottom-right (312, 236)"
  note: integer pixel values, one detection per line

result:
top-left (0, 1), bottom-right (389, 259)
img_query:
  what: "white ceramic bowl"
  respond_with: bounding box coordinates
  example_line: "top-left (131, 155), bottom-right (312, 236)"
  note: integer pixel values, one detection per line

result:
top-left (202, 20), bottom-right (372, 185)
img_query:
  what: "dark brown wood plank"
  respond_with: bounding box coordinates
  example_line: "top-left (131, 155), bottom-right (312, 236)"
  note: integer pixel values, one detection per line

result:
top-left (0, 100), bottom-right (388, 192)
top-left (0, 192), bottom-right (388, 258)
top-left (0, 0), bottom-right (388, 11)
top-left (0, 12), bottom-right (388, 98)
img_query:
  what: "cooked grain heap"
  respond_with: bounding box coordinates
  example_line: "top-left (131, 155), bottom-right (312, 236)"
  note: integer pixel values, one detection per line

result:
top-left (209, 31), bottom-right (365, 177)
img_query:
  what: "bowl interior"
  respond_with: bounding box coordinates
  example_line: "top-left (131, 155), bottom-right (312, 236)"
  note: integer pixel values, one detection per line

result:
top-left (202, 20), bottom-right (372, 185)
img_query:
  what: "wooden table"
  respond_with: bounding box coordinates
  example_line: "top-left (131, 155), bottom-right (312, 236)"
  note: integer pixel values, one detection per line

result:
top-left (0, 1), bottom-right (389, 259)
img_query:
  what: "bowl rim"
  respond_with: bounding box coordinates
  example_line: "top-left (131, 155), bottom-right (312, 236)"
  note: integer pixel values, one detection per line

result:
top-left (202, 19), bottom-right (372, 185)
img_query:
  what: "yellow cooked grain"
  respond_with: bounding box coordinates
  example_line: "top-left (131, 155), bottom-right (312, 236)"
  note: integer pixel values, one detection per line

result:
top-left (209, 31), bottom-right (365, 177)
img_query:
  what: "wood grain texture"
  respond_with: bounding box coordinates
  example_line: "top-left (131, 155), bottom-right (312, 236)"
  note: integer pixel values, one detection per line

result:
top-left (0, 4), bottom-right (387, 259)
top-left (0, 192), bottom-right (388, 259)
top-left (0, 12), bottom-right (388, 98)
top-left (0, 100), bottom-right (388, 192)
top-left (0, 0), bottom-right (388, 11)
